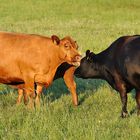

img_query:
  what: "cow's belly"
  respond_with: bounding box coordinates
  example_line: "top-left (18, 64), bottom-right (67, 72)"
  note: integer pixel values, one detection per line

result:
top-left (0, 65), bottom-right (23, 84)
top-left (0, 77), bottom-right (23, 84)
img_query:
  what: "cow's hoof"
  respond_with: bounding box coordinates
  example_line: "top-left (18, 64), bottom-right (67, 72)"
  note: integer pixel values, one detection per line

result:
top-left (121, 111), bottom-right (129, 118)
top-left (73, 102), bottom-right (79, 106)
top-left (16, 102), bottom-right (21, 106)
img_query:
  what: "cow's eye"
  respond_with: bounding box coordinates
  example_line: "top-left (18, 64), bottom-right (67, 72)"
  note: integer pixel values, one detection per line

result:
top-left (65, 45), bottom-right (70, 49)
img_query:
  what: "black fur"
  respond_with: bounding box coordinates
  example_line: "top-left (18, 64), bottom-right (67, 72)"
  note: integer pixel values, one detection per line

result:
top-left (75, 35), bottom-right (140, 117)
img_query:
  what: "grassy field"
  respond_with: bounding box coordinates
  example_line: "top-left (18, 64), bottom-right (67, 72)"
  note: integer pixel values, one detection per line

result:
top-left (0, 0), bottom-right (140, 139)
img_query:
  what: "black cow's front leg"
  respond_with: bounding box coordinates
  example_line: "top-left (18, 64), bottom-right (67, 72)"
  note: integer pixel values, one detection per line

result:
top-left (120, 91), bottom-right (128, 118)
top-left (135, 89), bottom-right (140, 116)
top-left (114, 75), bottom-right (128, 118)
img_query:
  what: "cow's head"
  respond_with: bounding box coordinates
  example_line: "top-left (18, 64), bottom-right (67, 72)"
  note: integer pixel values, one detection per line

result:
top-left (74, 50), bottom-right (98, 78)
top-left (52, 35), bottom-right (81, 66)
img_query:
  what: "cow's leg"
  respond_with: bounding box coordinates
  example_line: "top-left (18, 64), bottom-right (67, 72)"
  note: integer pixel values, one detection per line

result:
top-left (117, 86), bottom-right (128, 118)
top-left (35, 84), bottom-right (43, 108)
top-left (64, 67), bottom-right (78, 106)
top-left (16, 88), bottom-right (29, 105)
top-left (135, 89), bottom-right (140, 115)
top-left (16, 89), bottom-right (23, 105)
top-left (24, 81), bottom-right (35, 109)
top-left (119, 91), bottom-right (128, 118)
top-left (23, 89), bottom-right (28, 105)
top-left (115, 75), bottom-right (128, 118)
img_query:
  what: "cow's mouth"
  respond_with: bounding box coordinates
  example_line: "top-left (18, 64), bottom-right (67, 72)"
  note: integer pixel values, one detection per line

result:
top-left (70, 55), bottom-right (81, 67)
top-left (71, 61), bottom-right (80, 67)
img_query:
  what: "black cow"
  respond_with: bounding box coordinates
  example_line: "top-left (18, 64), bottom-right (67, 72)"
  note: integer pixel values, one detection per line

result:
top-left (75, 35), bottom-right (140, 117)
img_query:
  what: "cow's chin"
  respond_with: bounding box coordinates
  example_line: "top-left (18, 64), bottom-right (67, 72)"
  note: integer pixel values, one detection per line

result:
top-left (66, 56), bottom-right (81, 67)
top-left (68, 61), bottom-right (80, 67)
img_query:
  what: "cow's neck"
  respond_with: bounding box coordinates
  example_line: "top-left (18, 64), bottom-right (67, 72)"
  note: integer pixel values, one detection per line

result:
top-left (45, 49), bottom-right (65, 83)
top-left (49, 50), bottom-right (65, 69)
top-left (92, 51), bottom-right (116, 87)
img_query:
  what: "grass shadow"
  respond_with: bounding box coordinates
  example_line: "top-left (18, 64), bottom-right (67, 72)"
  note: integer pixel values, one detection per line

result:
top-left (0, 84), bottom-right (15, 94)
top-left (0, 84), bottom-right (17, 107)
top-left (0, 78), bottom-right (137, 109)
top-left (0, 77), bottom-right (106, 106)
top-left (43, 77), bottom-right (105, 105)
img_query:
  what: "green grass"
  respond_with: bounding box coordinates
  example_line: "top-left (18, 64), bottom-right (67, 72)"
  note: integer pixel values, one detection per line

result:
top-left (0, 0), bottom-right (140, 139)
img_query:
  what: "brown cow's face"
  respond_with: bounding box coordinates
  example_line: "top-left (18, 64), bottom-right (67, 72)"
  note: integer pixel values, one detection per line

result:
top-left (59, 36), bottom-right (81, 66)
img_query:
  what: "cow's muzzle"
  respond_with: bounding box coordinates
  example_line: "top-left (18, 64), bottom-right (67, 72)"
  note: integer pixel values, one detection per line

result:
top-left (72, 55), bottom-right (82, 67)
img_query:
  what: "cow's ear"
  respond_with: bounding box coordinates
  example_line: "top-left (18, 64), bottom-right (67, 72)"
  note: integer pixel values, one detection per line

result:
top-left (51, 35), bottom-right (60, 45)
top-left (89, 52), bottom-right (95, 61)
top-left (89, 52), bottom-right (95, 58)
top-left (86, 50), bottom-right (90, 57)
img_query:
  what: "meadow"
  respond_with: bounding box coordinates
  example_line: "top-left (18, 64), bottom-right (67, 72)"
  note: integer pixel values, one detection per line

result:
top-left (0, 0), bottom-right (140, 139)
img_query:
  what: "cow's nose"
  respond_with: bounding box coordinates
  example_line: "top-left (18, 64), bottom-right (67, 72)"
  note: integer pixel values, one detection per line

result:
top-left (75, 55), bottom-right (82, 62)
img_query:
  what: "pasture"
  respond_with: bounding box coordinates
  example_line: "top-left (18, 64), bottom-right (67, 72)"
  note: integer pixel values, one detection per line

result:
top-left (0, 0), bottom-right (140, 139)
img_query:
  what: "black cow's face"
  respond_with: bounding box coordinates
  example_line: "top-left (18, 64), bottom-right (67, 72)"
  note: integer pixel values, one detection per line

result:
top-left (74, 50), bottom-right (96, 78)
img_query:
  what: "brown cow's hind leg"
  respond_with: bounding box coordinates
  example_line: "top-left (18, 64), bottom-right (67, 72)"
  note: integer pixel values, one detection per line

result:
top-left (16, 89), bottom-right (23, 105)
top-left (35, 84), bottom-right (43, 108)
top-left (23, 90), bottom-right (28, 105)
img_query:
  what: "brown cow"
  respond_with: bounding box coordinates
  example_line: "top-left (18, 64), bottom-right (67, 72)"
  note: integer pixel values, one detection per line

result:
top-left (0, 32), bottom-right (81, 108)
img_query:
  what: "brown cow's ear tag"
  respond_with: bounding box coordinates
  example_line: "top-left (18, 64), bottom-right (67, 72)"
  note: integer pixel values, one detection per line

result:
top-left (51, 35), bottom-right (60, 45)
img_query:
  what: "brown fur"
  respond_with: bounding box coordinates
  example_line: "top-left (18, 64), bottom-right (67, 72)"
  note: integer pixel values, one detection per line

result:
top-left (0, 32), bottom-right (81, 108)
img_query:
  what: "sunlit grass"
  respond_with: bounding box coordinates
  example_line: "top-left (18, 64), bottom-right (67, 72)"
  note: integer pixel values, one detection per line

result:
top-left (0, 0), bottom-right (140, 139)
